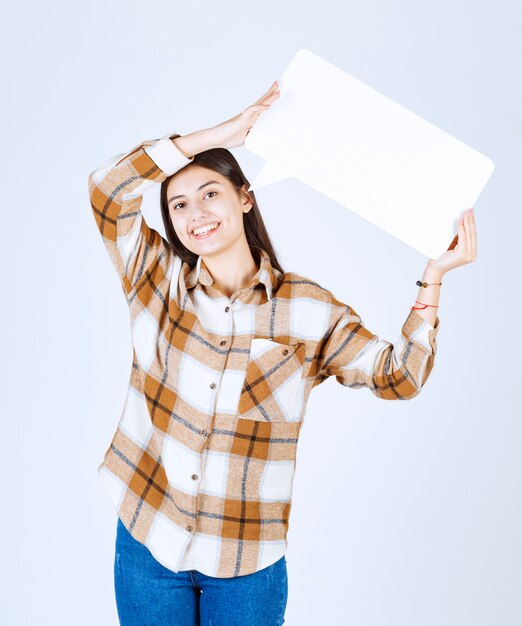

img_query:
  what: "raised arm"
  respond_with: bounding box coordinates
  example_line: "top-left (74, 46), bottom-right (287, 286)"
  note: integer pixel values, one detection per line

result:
top-left (87, 132), bottom-right (194, 298)
top-left (313, 294), bottom-right (440, 400)
top-left (87, 81), bottom-right (281, 301)
top-left (312, 206), bottom-right (478, 399)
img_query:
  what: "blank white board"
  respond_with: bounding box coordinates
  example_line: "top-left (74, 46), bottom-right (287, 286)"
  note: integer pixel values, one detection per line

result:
top-left (245, 49), bottom-right (495, 259)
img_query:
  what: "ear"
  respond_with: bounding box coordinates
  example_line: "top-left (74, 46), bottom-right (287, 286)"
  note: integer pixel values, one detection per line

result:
top-left (240, 184), bottom-right (253, 213)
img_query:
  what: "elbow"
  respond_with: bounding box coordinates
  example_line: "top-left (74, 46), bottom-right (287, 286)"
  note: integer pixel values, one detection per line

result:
top-left (402, 352), bottom-right (437, 400)
top-left (373, 352), bottom-right (437, 401)
top-left (373, 380), bottom-right (426, 401)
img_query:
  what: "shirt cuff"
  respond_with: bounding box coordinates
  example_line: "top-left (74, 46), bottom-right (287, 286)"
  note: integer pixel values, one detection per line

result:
top-left (144, 132), bottom-right (194, 175)
top-left (402, 307), bottom-right (440, 351)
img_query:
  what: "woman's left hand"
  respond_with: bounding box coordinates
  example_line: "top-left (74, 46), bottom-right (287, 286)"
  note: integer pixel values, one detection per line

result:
top-left (427, 208), bottom-right (477, 275)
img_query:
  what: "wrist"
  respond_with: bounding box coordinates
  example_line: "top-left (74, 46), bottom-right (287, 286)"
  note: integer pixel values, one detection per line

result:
top-left (423, 261), bottom-right (445, 282)
top-left (196, 127), bottom-right (222, 150)
top-left (172, 129), bottom-right (216, 159)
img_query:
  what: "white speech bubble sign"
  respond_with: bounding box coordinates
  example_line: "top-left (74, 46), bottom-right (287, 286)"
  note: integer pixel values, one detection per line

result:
top-left (244, 49), bottom-right (495, 259)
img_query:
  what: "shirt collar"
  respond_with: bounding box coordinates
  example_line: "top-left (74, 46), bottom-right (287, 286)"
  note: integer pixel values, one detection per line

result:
top-left (184, 248), bottom-right (281, 300)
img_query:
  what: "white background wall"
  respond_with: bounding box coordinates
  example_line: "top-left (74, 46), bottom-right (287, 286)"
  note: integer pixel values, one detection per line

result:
top-left (1, 1), bottom-right (520, 624)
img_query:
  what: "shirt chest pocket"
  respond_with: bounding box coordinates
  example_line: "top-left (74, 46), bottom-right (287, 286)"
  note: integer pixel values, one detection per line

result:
top-left (237, 338), bottom-right (305, 422)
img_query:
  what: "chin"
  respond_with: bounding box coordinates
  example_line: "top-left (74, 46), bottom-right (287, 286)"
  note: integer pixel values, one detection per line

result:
top-left (185, 240), bottom-right (222, 256)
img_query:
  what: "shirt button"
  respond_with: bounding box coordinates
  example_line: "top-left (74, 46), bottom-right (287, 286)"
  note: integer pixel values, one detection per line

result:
top-left (225, 306), bottom-right (230, 312)
top-left (201, 429), bottom-right (207, 436)
top-left (210, 382), bottom-right (216, 389)
top-left (282, 348), bottom-right (289, 355)
top-left (220, 340), bottom-right (226, 346)
top-left (186, 524), bottom-right (194, 532)
top-left (191, 474), bottom-right (199, 480)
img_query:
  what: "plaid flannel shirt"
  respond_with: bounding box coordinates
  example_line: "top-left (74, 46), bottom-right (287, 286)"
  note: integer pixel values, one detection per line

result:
top-left (88, 131), bottom-right (440, 578)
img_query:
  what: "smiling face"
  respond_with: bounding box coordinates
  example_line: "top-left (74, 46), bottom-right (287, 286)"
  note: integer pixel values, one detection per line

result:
top-left (165, 165), bottom-right (253, 256)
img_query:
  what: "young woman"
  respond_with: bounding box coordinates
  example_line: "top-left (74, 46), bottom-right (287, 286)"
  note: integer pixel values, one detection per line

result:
top-left (88, 80), bottom-right (477, 626)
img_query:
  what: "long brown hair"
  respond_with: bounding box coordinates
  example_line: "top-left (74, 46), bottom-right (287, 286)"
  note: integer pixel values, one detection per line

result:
top-left (159, 134), bottom-right (284, 274)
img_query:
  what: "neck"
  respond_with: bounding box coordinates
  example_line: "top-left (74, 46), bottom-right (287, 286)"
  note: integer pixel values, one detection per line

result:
top-left (201, 240), bottom-right (258, 298)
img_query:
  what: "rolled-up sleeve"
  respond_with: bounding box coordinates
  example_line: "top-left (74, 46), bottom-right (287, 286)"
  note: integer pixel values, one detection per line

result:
top-left (313, 293), bottom-right (440, 400)
top-left (88, 132), bottom-right (194, 298)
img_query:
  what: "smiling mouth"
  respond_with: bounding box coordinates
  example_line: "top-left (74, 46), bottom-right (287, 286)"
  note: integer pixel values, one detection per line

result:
top-left (191, 222), bottom-right (221, 239)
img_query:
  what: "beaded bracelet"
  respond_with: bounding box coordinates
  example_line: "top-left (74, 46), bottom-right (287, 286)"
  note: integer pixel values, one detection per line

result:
top-left (412, 279), bottom-right (443, 310)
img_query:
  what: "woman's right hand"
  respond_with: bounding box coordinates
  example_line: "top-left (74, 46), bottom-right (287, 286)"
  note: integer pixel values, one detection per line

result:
top-left (204, 81), bottom-right (280, 150)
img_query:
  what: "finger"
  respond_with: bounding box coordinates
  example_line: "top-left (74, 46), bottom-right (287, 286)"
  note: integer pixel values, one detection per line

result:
top-left (257, 89), bottom-right (280, 109)
top-left (240, 106), bottom-right (267, 129)
top-left (264, 90), bottom-right (281, 104)
top-left (469, 208), bottom-right (477, 258)
top-left (259, 82), bottom-right (280, 105)
top-left (247, 103), bottom-right (273, 121)
top-left (252, 81), bottom-right (279, 106)
top-left (464, 210), bottom-right (474, 259)
top-left (458, 214), bottom-right (469, 258)
top-left (247, 104), bottom-right (270, 117)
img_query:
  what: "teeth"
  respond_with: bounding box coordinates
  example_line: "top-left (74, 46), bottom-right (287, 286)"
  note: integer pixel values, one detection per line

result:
top-left (193, 223), bottom-right (219, 236)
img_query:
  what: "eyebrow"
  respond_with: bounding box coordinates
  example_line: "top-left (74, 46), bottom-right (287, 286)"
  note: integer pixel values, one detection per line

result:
top-left (168, 181), bottom-right (223, 204)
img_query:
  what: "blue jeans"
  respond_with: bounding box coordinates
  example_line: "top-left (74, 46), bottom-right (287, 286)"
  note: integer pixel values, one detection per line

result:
top-left (114, 517), bottom-right (288, 625)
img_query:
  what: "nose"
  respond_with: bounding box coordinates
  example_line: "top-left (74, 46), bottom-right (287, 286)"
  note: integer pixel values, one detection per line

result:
top-left (189, 202), bottom-right (209, 221)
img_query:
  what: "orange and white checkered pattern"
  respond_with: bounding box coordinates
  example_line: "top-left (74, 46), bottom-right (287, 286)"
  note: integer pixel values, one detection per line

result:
top-left (88, 131), bottom-right (440, 578)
